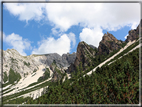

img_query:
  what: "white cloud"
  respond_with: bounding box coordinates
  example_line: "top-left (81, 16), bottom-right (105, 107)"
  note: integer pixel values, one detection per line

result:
top-left (131, 22), bottom-right (139, 29)
top-left (4, 3), bottom-right (46, 22)
top-left (32, 34), bottom-right (71, 56)
top-left (68, 32), bottom-right (76, 48)
top-left (79, 27), bottom-right (103, 48)
top-left (4, 3), bottom-right (140, 31)
top-left (4, 33), bottom-right (32, 56)
top-left (45, 3), bottom-right (140, 32)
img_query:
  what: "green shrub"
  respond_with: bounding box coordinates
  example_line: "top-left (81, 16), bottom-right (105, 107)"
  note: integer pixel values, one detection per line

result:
top-left (9, 68), bottom-right (21, 84)
top-left (10, 58), bottom-right (17, 63)
top-left (23, 61), bottom-right (30, 67)
top-left (3, 72), bottom-right (8, 83)
top-left (33, 69), bottom-right (37, 73)
top-left (4, 65), bottom-right (8, 67)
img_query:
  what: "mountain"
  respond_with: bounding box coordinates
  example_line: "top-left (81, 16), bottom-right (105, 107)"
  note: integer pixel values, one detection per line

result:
top-left (2, 49), bottom-right (76, 84)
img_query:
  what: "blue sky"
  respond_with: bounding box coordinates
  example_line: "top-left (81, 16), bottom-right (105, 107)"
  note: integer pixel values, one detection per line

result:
top-left (1, 2), bottom-right (140, 56)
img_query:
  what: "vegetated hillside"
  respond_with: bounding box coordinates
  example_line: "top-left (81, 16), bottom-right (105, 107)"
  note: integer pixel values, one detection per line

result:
top-left (17, 48), bottom-right (139, 104)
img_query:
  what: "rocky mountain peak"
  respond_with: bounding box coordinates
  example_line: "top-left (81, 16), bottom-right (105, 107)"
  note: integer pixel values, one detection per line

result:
top-left (126, 19), bottom-right (141, 42)
top-left (102, 32), bottom-right (121, 44)
top-left (76, 41), bottom-right (96, 63)
top-left (98, 32), bottom-right (122, 55)
top-left (67, 41), bottom-right (97, 73)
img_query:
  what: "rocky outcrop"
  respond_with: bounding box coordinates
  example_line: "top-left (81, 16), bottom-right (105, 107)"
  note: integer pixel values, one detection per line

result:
top-left (52, 72), bottom-right (59, 82)
top-left (126, 19), bottom-right (142, 42)
top-left (51, 71), bottom-right (62, 82)
top-left (98, 32), bottom-right (122, 55)
top-left (67, 41), bottom-right (97, 73)
top-left (49, 61), bottom-right (63, 82)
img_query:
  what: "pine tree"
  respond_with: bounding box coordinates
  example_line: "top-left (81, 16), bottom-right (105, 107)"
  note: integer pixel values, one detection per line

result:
top-left (76, 66), bottom-right (80, 77)
top-left (79, 62), bottom-right (83, 76)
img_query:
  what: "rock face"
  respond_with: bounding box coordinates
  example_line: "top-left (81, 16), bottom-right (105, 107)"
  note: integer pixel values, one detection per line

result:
top-left (52, 69), bottom-right (63, 82)
top-left (126, 19), bottom-right (142, 42)
top-left (62, 52), bottom-right (76, 65)
top-left (1, 49), bottom-right (76, 83)
top-left (52, 72), bottom-right (60, 82)
top-left (67, 41), bottom-right (97, 73)
top-left (98, 32), bottom-right (122, 55)
top-left (39, 53), bottom-right (76, 68)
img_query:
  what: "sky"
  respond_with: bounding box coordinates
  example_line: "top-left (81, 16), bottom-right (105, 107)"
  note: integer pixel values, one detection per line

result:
top-left (0, 0), bottom-right (141, 56)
